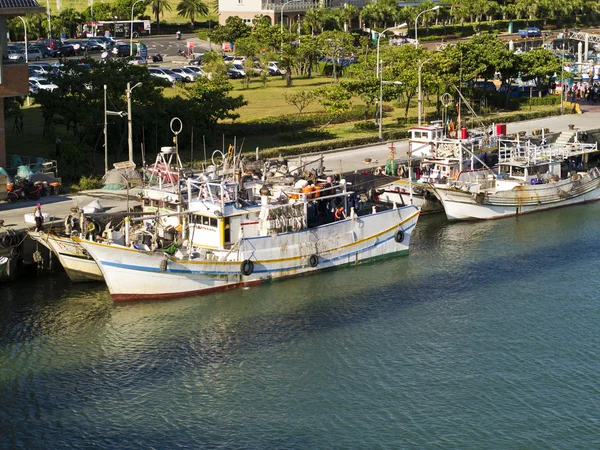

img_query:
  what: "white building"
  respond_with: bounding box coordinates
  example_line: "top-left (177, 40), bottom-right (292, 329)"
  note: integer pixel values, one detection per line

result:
top-left (218, 0), bottom-right (367, 27)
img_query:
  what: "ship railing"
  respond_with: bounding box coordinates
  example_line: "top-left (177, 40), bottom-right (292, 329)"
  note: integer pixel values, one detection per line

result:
top-left (498, 140), bottom-right (598, 165)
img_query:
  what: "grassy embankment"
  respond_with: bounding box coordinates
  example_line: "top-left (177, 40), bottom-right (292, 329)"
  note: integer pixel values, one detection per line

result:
top-left (9, 74), bottom-right (563, 162)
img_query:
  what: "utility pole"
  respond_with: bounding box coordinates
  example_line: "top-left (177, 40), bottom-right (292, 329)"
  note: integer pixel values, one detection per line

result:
top-left (127, 81), bottom-right (142, 163)
top-left (104, 85), bottom-right (108, 174)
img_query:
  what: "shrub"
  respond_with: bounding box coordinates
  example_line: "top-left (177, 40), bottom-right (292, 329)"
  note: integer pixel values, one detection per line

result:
top-left (71, 175), bottom-right (103, 192)
top-left (353, 121), bottom-right (377, 131)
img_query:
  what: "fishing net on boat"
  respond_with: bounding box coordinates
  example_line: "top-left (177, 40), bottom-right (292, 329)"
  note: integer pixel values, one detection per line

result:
top-left (103, 167), bottom-right (142, 190)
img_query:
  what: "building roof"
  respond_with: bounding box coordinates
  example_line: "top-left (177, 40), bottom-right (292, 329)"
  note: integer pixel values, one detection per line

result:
top-left (0, 0), bottom-right (44, 16)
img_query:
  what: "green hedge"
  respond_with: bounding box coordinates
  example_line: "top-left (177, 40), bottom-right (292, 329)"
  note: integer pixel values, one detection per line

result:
top-left (221, 104), bottom-right (393, 136)
top-left (259, 130), bottom-right (409, 158)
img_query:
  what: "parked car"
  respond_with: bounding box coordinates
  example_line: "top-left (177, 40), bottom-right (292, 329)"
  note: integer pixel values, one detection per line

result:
top-left (148, 67), bottom-right (182, 84)
top-left (88, 36), bottom-right (115, 50)
top-left (184, 66), bottom-right (209, 79)
top-left (54, 43), bottom-right (77, 57)
top-left (37, 38), bottom-right (62, 52)
top-left (188, 56), bottom-right (203, 66)
top-left (29, 77), bottom-right (58, 92)
top-left (112, 43), bottom-right (137, 57)
top-left (170, 67), bottom-right (199, 81)
top-left (28, 63), bottom-right (52, 75)
top-left (128, 55), bottom-right (147, 65)
top-left (28, 43), bottom-right (51, 58)
top-left (28, 80), bottom-right (39, 94)
top-left (8, 48), bottom-right (43, 61)
top-left (230, 63), bottom-right (246, 76)
top-left (227, 68), bottom-right (244, 79)
top-left (518, 27), bottom-right (542, 38)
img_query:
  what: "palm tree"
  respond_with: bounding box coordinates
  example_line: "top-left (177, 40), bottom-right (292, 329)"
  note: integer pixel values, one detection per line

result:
top-left (176, 0), bottom-right (208, 27)
top-left (151, 0), bottom-right (172, 33)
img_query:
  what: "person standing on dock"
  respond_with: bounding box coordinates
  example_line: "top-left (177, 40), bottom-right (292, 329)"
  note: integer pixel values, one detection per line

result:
top-left (84, 218), bottom-right (97, 241)
top-left (34, 203), bottom-right (44, 232)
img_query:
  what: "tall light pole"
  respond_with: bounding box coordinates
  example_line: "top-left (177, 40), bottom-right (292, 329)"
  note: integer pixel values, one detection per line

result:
top-left (17, 17), bottom-right (27, 63)
top-left (418, 58), bottom-right (433, 125)
top-left (377, 23), bottom-right (407, 141)
top-left (376, 23), bottom-right (407, 78)
top-left (280, 0), bottom-right (301, 53)
top-left (46, 0), bottom-right (51, 38)
top-left (130, 0), bottom-right (145, 56)
top-left (560, 40), bottom-right (565, 114)
top-left (414, 5), bottom-right (440, 48)
top-left (127, 81), bottom-right (143, 163)
top-left (104, 85), bottom-right (128, 174)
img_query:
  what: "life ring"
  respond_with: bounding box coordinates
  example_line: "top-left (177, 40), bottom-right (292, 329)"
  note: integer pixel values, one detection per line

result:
top-left (0, 234), bottom-right (10, 248)
top-left (394, 230), bottom-right (405, 243)
top-left (309, 254), bottom-right (318, 267)
top-left (240, 259), bottom-right (254, 276)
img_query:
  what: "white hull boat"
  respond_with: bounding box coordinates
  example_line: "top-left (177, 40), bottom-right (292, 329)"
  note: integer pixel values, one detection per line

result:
top-left (433, 139), bottom-right (600, 221)
top-left (29, 231), bottom-right (104, 282)
top-left (77, 199), bottom-right (420, 301)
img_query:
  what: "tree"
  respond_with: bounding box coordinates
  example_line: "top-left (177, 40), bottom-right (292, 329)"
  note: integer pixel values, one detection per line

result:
top-left (176, 77), bottom-right (248, 130)
top-left (342, 67), bottom-right (379, 121)
top-left (318, 30), bottom-right (353, 81)
top-left (112, 0), bottom-right (148, 22)
top-left (151, 0), bottom-right (172, 34)
top-left (296, 36), bottom-right (320, 78)
top-left (318, 84), bottom-right (352, 127)
top-left (209, 16), bottom-right (251, 44)
top-left (176, 0), bottom-right (209, 26)
top-left (283, 90), bottom-right (318, 116)
top-left (519, 48), bottom-right (562, 93)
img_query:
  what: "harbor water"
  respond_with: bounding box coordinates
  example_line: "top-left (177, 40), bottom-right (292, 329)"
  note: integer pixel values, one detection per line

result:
top-left (2, 204), bottom-right (600, 448)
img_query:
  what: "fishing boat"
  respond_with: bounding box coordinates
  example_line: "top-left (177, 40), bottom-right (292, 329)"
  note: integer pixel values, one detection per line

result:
top-left (77, 178), bottom-right (420, 301)
top-left (29, 230), bottom-right (105, 282)
top-left (432, 138), bottom-right (600, 221)
top-left (376, 123), bottom-right (496, 214)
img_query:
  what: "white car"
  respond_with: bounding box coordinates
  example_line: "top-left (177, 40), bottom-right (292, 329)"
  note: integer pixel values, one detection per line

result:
top-left (149, 67), bottom-right (183, 84)
top-left (184, 66), bottom-right (210, 79)
top-left (29, 77), bottom-right (58, 92)
top-left (170, 67), bottom-right (199, 82)
top-left (9, 48), bottom-right (43, 61)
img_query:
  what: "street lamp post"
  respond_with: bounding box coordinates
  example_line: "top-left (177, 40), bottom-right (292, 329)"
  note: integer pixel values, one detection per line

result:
top-left (560, 41), bottom-right (565, 114)
top-left (17, 17), bottom-right (27, 63)
top-left (104, 85), bottom-right (127, 174)
top-left (377, 23), bottom-right (407, 141)
top-left (127, 81), bottom-right (143, 163)
top-left (418, 58), bottom-right (433, 125)
top-left (130, 0), bottom-right (145, 56)
top-left (414, 5), bottom-right (440, 48)
top-left (280, 0), bottom-right (301, 52)
top-left (45, 0), bottom-right (51, 38)
top-left (376, 23), bottom-right (407, 79)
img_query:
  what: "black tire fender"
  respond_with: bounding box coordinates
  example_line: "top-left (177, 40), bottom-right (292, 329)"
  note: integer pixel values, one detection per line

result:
top-left (241, 259), bottom-right (254, 276)
top-left (394, 230), bottom-right (405, 243)
top-left (309, 254), bottom-right (318, 267)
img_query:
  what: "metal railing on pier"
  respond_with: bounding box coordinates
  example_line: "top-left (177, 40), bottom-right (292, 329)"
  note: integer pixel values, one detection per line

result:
top-left (498, 139), bottom-right (598, 166)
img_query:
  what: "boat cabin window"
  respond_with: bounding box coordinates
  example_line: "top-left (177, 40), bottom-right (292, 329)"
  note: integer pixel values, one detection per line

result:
top-left (413, 131), bottom-right (423, 139)
top-left (191, 214), bottom-right (218, 228)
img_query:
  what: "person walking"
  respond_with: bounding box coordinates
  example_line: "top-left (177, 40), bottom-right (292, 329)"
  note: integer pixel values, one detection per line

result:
top-left (34, 203), bottom-right (44, 232)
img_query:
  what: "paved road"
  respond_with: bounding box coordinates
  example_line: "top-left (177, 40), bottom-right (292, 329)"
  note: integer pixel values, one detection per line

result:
top-left (306, 112), bottom-right (600, 176)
